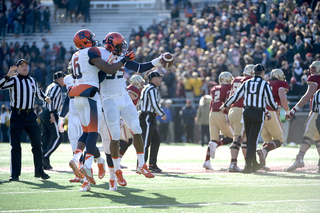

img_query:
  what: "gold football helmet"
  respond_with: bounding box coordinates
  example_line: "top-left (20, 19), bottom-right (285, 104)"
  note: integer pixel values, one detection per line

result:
top-left (270, 69), bottom-right (285, 81)
top-left (129, 75), bottom-right (145, 90)
top-left (219, 71), bottom-right (233, 85)
top-left (243, 64), bottom-right (255, 77)
top-left (309, 61), bottom-right (320, 75)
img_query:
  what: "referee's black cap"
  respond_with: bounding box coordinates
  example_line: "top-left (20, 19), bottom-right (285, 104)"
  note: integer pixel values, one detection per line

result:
top-left (16, 59), bottom-right (29, 67)
top-left (53, 71), bottom-right (66, 80)
top-left (148, 71), bottom-right (164, 80)
top-left (254, 64), bottom-right (266, 74)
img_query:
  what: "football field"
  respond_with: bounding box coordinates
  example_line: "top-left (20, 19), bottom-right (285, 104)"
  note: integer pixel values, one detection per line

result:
top-left (0, 142), bottom-right (320, 212)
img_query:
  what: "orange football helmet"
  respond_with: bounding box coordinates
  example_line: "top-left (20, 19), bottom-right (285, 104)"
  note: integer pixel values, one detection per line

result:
top-left (103, 32), bottom-right (128, 56)
top-left (73, 29), bottom-right (97, 49)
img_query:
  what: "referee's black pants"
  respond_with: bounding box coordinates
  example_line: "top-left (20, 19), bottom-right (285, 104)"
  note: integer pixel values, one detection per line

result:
top-left (140, 113), bottom-right (160, 167)
top-left (243, 107), bottom-right (265, 167)
top-left (10, 110), bottom-right (44, 176)
top-left (40, 109), bottom-right (62, 160)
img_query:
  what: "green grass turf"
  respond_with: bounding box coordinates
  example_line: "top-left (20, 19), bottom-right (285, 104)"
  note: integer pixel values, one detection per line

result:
top-left (0, 142), bottom-right (320, 212)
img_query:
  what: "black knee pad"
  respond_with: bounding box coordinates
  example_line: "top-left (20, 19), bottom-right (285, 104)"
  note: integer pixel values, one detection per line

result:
top-left (241, 142), bottom-right (247, 149)
top-left (230, 140), bottom-right (241, 150)
top-left (105, 153), bottom-right (114, 167)
top-left (79, 132), bottom-right (88, 143)
top-left (302, 137), bottom-right (312, 147)
top-left (274, 140), bottom-right (282, 148)
top-left (223, 137), bottom-right (233, 145)
top-left (94, 146), bottom-right (100, 158)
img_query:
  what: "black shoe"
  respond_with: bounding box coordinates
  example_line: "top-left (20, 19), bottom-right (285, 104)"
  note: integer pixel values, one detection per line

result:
top-left (242, 166), bottom-right (252, 174)
top-left (35, 172), bottom-right (50, 180)
top-left (149, 165), bottom-right (162, 173)
top-left (43, 158), bottom-right (53, 170)
top-left (9, 175), bottom-right (19, 181)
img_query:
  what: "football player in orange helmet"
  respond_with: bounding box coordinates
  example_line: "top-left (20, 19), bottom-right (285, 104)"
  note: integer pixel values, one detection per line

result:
top-left (287, 61), bottom-right (320, 172)
top-left (98, 32), bottom-right (174, 190)
top-left (68, 29), bottom-right (135, 191)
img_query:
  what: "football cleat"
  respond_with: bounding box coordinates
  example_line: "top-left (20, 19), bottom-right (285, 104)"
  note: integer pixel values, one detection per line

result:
top-left (137, 163), bottom-right (155, 178)
top-left (109, 179), bottom-right (117, 191)
top-left (80, 165), bottom-right (96, 185)
top-left (209, 141), bottom-right (218, 159)
top-left (97, 160), bottom-right (106, 179)
top-left (79, 181), bottom-right (91, 192)
top-left (203, 161), bottom-right (213, 170)
top-left (69, 177), bottom-right (83, 183)
top-left (257, 148), bottom-right (268, 166)
top-left (229, 163), bottom-right (243, 172)
top-left (287, 156), bottom-right (305, 172)
top-left (114, 170), bottom-right (127, 186)
top-left (69, 160), bottom-right (84, 179)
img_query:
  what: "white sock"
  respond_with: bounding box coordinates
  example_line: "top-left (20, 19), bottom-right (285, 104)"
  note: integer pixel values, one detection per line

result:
top-left (73, 150), bottom-right (83, 162)
top-left (108, 167), bottom-right (116, 180)
top-left (137, 153), bottom-right (145, 167)
top-left (94, 156), bottom-right (104, 164)
top-left (112, 157), bottom-right (121, 171)
top-left (85, 155), bottom-right (94, 169)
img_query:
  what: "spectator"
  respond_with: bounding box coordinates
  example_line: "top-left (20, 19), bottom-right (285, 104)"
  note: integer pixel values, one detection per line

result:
top-left (57, 0), bottom-right (68, 24)
top-left (196, 95), bottom-right (211, 146)
top-left (83, 0), bottom-right (90, 23)
top-left (185, 1), bottom-right (195, 24)
top-left (68, 0), bottom-right (78, 23)
top-left (294, 35), bottom-right (305, 59)
top-left (24, 5), bottom-right (34, 36)
top-left (179, 99), bottom-right (196, 143)
top-left (313, 35), bottom-right (320, 56)
top-left (39, 6), bottom-right (51, 33)
top-left (157, 99), bottom-right (173, 143)
top-left (0, 0), bottom-right (6, 14)
top-left (281, 60), bottom-right (292, 84)
top-left (191, 72), bottom-right (202, 99)
top-left (0, 12), bottom-right (7, 38)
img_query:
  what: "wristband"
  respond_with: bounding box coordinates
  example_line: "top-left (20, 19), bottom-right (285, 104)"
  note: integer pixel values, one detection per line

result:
top-left (151, 57), bottom-right (161, 66)
top-left (294, 106), bottom-right (299, 111)
top-left (121, 57), bottom-right (127, 64)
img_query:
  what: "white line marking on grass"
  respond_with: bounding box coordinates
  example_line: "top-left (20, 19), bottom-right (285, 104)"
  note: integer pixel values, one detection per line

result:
top-left (1, 199), bottom-right (320, 212)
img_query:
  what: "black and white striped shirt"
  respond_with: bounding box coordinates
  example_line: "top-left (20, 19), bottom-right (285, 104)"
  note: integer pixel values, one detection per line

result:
top-left (0, 74), bottom-right (46, 110)
top-left (43, 82), bottom-right (62, 113)
top-left (312, 89), bottom-right (320, 113)
top-left (140, 82), bottom-right (164, 116)
top-left (224, 76), bottom-right (278, 110)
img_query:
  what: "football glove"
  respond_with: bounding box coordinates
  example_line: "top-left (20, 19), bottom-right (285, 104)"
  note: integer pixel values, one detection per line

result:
top-left (285, 107), bottom-right (298, 120)
top-left (58, 118), bottom-right (64, 133)
top-left (151, 54), bottom-right (164, 67)
top-left (121, 51), bottom-right (135, 64)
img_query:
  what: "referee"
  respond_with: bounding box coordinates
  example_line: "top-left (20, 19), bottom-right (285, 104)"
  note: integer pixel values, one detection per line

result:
top-left (140, 71), bottom-right (166, 172)
top-left (40, 71), bottom-right (65, 170)
top-left (220, 64), bottom-right (279, 173)
top-left (0, 59), bottom-right (50, 181)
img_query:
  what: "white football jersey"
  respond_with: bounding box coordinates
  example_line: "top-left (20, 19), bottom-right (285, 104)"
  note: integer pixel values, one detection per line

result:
top-left (99, 48), bottom-right (127, 95)
top-left (64, 75), bottom-right (78, 116)
top-left (71, 47), bottom-right (101, 88)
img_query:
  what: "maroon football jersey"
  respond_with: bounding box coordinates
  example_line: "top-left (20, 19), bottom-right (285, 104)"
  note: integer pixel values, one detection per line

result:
top-left (127, 84), bottom-right (141, 106)
top-left (307, 74), bottom-right (320, 109)
top-left (266, 80), bottom-right (289, 111)
top-left (210, 84), bottom-right (231, 114)
top-left (230, 76), bottom-right (252, 108)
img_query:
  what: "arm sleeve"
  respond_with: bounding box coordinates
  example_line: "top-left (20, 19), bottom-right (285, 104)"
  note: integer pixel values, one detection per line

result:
top-left (125, 60), bottom-right (154, 73)
top-left (149, 88), bottom-right (165, 116)
top-left (0, 76), bottom-right (14, 89)
top-left (88, 47), bottom-right (101, 65)
top-left (59, 95), bottom-right (70, 118)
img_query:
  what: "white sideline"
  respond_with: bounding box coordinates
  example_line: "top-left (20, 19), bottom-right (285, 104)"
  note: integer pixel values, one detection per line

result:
top-left (1, 199), bottom-right (320, 212)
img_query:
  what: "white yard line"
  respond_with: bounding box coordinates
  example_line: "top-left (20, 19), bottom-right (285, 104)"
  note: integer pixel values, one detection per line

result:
top-left (1, 199), bottom-right (320, 212)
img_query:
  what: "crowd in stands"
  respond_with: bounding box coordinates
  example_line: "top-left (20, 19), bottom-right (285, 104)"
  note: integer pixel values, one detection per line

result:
top-left (0, 0), bottom-right (91, 39)
top-left (1, 0), bottom-right (320, 141)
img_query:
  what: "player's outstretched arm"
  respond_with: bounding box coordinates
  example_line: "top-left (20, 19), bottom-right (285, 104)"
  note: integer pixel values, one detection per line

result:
top-left (90, 57), bottom-right (124, 74)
